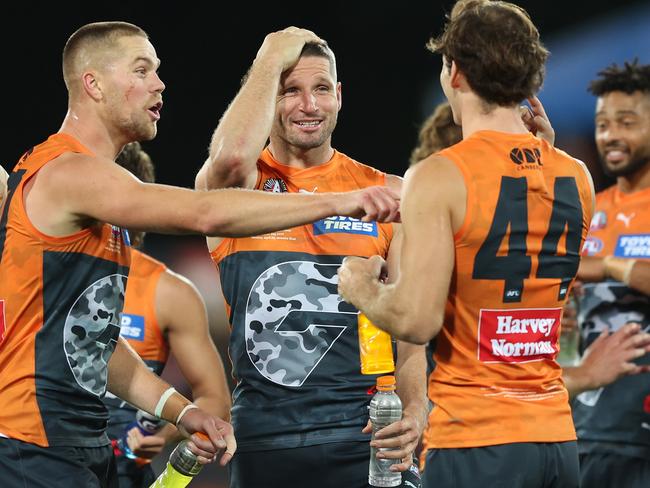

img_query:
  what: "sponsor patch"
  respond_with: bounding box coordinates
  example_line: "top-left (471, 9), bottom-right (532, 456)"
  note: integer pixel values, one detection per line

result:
top-left (614, 234), bottom-right (650, 258)
top-left (262, 178), bottom-right (288, 193)
top-left (590, 211), bottom-right (607, 231)
top-left (478, 308), bottom-right (561, 363)
top-left (582, 236), bottom-right (604, 256)
top-left (120, 313), bottom-right (145, 341)
top-left (313, 216), bottom-right (378, 236)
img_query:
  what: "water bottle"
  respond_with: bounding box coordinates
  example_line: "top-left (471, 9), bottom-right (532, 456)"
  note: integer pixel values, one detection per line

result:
top-left (120, 409), bottom-right (166, 459)
top-left (358, 313), bottom-right (395, 375)
top-left (149, 440), bottom-right (203, 488)
top-left (369, 375), bottom-right (402, 487)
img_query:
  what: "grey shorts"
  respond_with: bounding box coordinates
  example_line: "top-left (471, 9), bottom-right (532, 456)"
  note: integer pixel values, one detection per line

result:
top-left (422, 441), bottom-right (579, 488)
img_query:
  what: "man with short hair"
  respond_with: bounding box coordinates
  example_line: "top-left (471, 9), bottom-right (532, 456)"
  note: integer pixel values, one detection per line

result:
top-left (0, 21), bottom-right (399, 487)
top-left (338, 1), bottom-right (595, 486)
top-left (196, 26), bottom-right (427, 488)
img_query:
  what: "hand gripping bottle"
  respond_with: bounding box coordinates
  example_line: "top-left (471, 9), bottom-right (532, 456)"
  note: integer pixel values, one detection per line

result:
top-left (120, 409), bottom-right (166, 459)
top-left (149, 440), bottom-right (203, 488)
top-left (369, 375), bottom-right (402, 487)
top-left (358, 313), bottom-right (395, 375)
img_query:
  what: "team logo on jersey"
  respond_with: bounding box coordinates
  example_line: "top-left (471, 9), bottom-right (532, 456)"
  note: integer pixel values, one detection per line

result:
top-left (509, 147), bottom-right (542, 168)
top-left (614, 234), bottom-right (650, 258)
top-left (589, 211), bottom-right (607, 231)
top-left (262, 177), bottom-right (288, 193)
top-left (478, 308), bottom-right (561, 363)
top-left (313, 216), bottom-right (378, 236)
top-left (582, 236), bottom-right (604, 256)
top-left (120, 313), bottom-right (145, 341)
top-left (64, 274), bottom-right (127, 396)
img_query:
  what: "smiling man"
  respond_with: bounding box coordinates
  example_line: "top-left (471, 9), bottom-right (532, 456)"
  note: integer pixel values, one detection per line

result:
top-left (563, 60), bottom-right (650, 488)
top-left (196, 26), bottom-right (427, 488)
top-left (0, 21), bottom-right (400, 487)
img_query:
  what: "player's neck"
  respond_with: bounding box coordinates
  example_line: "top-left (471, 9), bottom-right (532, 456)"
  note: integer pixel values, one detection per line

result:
top-left (267, 140), bottom-right (335, 169)
top-left (617, 164), bottom-right (650, 194)
top-left (459, 97), bottom-right (529, 140)
top-left (59, 105), bottom-right (124, 160)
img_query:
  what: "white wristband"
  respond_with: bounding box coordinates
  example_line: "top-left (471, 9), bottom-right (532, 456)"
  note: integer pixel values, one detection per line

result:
top-left (175, 404), bottom-right (199, 425)
top-left (154, 387), bottom-right (177, 418)
top-left (623, 259), bottom-right (637, 285)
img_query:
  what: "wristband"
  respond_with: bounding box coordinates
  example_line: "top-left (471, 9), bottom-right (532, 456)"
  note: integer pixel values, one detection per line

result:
top-left (603, 256), bottom-right (637, 285)
top-left (175, 404), bottom-right (200, 425)
top-left (154, 386), bottom-right (177, 418)
top-left (622, 259), bottom-right (637, 285)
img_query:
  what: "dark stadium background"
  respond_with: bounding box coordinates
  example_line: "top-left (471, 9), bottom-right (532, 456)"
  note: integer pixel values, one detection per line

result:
top-left (3, 1), bottom-right (649, 485)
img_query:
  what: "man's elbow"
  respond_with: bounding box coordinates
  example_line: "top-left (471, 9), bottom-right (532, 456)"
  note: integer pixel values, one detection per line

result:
top-left (205, 153), bottom-right (251, 190)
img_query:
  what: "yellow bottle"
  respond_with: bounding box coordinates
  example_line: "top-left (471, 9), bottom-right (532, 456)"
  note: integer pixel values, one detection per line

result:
top-left (358, 313), bottom-right (395, 375)
top-left (149, 441), bottom-right (202, 488)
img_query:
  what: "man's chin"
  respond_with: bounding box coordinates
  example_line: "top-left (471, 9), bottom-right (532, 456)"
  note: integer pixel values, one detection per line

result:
top-left (601, 157), bottom-right (649, 178)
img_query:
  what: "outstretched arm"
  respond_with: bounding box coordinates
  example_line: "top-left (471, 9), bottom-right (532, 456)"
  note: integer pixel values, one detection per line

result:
top-left (30, 153), bottom-right (400, 238)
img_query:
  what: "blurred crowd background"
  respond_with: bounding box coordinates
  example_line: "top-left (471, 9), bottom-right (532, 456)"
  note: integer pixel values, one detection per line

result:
top-left (4, 1), bottom-right (650, 485)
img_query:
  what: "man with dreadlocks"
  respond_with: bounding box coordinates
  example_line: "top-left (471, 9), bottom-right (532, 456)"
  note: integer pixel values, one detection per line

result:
top-left (563, 60), bottom-right (650, 488)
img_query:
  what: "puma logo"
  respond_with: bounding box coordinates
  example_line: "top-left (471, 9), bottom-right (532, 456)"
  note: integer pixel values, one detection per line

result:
top-left (616, 212), bottom-right (635, 228)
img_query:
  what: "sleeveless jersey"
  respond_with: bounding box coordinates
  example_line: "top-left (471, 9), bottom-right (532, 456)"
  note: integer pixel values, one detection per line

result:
top-left (211, 148), bottom-right (393, 452)
top-left (573, 184), bottom-right (650, 458)
top-left (0, 133), bottom-right (130, 447)
top-left (422, 131), bottom-right (593, 451)
top-left (104, 248), bottom-right (169, 441)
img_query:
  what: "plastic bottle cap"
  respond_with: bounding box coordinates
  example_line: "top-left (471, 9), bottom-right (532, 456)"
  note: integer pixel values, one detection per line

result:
top-left (376, 375), bottom-right (396, 390)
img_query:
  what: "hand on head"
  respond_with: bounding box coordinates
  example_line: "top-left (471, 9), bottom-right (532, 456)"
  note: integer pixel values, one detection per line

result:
top-left (256, 26), bottom-right (323, 73)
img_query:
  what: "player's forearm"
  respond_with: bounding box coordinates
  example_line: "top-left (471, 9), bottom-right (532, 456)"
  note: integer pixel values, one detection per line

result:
top-left (203, 58), bottom-right (282, 190)
top-left (562, 365), bottom-right (595, 400)
top-left (395, 343), bottom-right (429, 429)
top-left (198, 188), bottom-right (345, 237)
top-left (606, 258), bottom-right (650, 295)
top-left (107, 340), bottom-right (191, 424)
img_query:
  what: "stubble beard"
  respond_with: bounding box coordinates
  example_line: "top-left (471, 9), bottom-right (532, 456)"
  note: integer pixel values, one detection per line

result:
top-left (599, 150), bottom-right (650, 178)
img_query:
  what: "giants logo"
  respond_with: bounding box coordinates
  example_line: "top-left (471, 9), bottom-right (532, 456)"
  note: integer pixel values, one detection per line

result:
top-left (478, 308), bottom-right (561, 363)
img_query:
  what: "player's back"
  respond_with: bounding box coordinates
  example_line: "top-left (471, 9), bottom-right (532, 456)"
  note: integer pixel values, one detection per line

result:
top-left (423, 130), bottom-right (593, 450)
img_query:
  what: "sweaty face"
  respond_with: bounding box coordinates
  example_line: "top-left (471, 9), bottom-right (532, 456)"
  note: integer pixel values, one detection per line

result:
top-left (101, 36), bottom-right (165, 142)
top-left (595, 91), bottom-right (650, 178)
top-left (272, 56), bottom-right (341, 150)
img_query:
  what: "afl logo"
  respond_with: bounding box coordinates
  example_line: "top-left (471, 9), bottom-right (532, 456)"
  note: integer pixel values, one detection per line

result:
top-left (262, 178), bottom-right (288, 193)
top-left (590, 211), bottom-right (607, 231)
top-left (582, 236), bottom-right (604, 256)
top-left (509, 147), bottom-right (542, 165)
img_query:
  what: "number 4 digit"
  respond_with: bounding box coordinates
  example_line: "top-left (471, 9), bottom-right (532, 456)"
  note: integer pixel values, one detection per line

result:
top-left (473, 176), bottom-right (583, 303)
